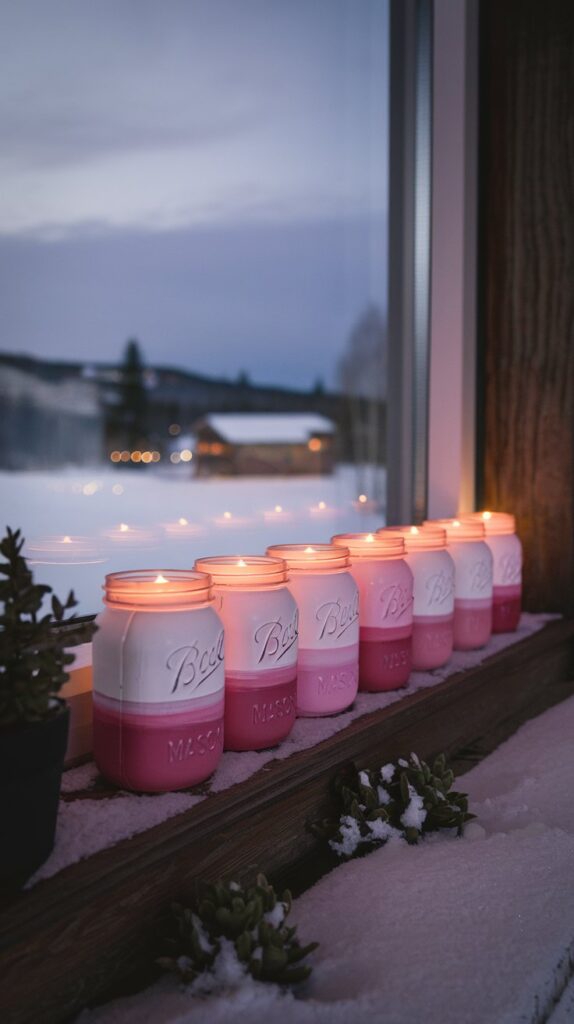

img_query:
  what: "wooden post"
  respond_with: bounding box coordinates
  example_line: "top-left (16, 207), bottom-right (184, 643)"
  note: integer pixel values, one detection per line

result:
top-left (477, 0), bottom-right (574, 614)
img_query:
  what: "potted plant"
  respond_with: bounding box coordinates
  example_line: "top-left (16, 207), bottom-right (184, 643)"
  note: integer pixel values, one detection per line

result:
top-left (0, 526), bottom-right (95, 887)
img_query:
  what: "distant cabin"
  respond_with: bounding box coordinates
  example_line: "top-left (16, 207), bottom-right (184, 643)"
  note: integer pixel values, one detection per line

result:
top-left (193, 413), bottom-right (336, 476)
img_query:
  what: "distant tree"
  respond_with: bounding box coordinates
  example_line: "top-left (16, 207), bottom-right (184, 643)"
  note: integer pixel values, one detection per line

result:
top-left (105, 337), bottom-right (150, 454)
top-left (337, 306), bottom-right (387, 502)
top-left (236, 369), bottom-right (251, 388)
top-left (312, 376), bottom-right (325, 397)
top-left (117, 339), bottom-right (148, 449)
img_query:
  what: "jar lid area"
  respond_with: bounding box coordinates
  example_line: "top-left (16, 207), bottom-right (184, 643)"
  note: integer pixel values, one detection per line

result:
top-left (425, 518), bottom-right (485, 541)
top-left (267, 543), bottom-right (350, 571)
top-left (332, 531), bottom-right (405, 558)
top-left (465, 511), bottom-right (516, 535)
top-left (104, 569), bottom-right (213, 608)
top-left (195, 554), bottom-right (288, 586)
top-left (380, 525), bottom-right (447, 550)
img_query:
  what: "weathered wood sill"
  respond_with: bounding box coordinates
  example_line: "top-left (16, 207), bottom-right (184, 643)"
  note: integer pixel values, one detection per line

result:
top-left (1, 618), bottom-right (573, 1024)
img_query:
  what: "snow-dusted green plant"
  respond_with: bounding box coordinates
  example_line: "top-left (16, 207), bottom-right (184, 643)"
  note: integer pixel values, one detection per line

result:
top-left (0, 526), bottom-right (96, 727)
top-left (313, 752), bottom-right (474, 859)
top-left (158, 874), bottom-right (318, 987)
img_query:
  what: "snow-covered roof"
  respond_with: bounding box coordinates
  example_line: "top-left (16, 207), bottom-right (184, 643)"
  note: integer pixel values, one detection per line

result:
top-left (201, 413), bottom-right (335, 445)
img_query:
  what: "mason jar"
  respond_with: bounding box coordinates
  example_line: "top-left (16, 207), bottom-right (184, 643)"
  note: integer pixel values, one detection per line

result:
top-left (267, 543), bottom-right (359, 716)
top-left (380, 525), bottom-right (454, 670)
top-left (331, 532), bottom-right (413, 692)
top-left (93, 569), bottom-right (225, 792)
top-left (194, 555), bottom-right (298, 751)
top-left (426, 518), bottom-right (494, 650)
top-left (465, 511), bottom-right (522, 632)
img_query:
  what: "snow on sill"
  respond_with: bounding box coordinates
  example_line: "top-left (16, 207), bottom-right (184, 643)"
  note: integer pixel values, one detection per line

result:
top-left (29, 613), bottom-right (558, 888)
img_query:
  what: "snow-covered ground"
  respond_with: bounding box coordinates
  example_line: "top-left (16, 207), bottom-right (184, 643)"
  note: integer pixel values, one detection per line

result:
top-left (79, 695), bottom-right (574, 1024)
top-left (0, 465), bottom-right (384, 616)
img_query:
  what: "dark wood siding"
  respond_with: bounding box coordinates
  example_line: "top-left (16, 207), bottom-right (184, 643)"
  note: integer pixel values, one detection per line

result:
top-left (478, 0), bottom-right (574, 614)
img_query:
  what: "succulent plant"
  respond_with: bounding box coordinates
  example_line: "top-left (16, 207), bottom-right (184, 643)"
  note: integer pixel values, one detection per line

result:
top-left (313, 752), bottom-right (474, 858)
top-left (0, 526), bottom-right (96, 727)
top-left (158, 874), bottom-right (318, 986)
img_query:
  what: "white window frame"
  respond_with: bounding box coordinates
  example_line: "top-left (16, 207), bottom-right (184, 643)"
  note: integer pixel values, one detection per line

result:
top-left (387, 0), bottom-right (479, 524)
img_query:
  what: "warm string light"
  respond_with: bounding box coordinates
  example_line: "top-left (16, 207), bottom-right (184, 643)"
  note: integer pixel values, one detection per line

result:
top-left (237, 558), bottom-right (247, 567)
top-left (154, 574), bottom-right (169, 584)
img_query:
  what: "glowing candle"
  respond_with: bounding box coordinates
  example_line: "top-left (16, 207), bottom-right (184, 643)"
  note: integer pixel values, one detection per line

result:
top-left (194, 555), bottom-right (298, 752)
top-left (379, 525), bottom-right (454, 670)
top-left (162, 517), bottom-right (205, 538)
top-left (263, 504), bottom-right (293, 524)
top-left (25, 534), bottom-right (104, 565)
top-left (103, 523), bottom-right (156, 547)
top-left (92, 569), bottom-right (224, 792)
top-left (267, 543), bottom-right (359, 716)
top-left (309, 500), bottom-right (336, 519)
top-left (213, 510), bottom-right (252, 529)
top-left (464, 512), bottom-right (522, 633)
top-left (425, 518), bottom-right (493, 651)
top-left (331, 532), bottom-right (413, 692)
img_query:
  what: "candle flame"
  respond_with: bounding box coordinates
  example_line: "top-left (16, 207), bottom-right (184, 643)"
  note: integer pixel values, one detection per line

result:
top-left (410, 526), bottom-right (419, 534)
top-left (178, 517), bottom-right (188, 526)
top-left (155, 574), bottom-right (169, 584)
top-left (358, 494), bottom-right (367, 504)
top-left (304, 546), bottom-right (315, 553)
top-left (120, 523), bottom-right (130, 532)
top-left (62, 535), bottom-right (72, 544)
top-left (223, 511), bottom-right (232, 520)
top-left (318, 501), bottom-right (326, 510)
top-left (482, 510), bottom-right (492, 520)
top-left (237, 558), bottom-right (247, 567)
top-left (365, 533), bottom-right (374, 542)
top-left (453, 519), bottom-right (461, 527)
top-left (274, 505), bottom-right (283, 513)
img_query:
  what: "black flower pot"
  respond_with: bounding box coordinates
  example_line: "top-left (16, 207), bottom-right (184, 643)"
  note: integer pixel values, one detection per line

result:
top-left (0, 700), bottom-right (70, 888)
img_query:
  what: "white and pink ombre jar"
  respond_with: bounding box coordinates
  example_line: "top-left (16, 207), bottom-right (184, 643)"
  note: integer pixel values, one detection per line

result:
top-left (380, 526), bottom-right (454, 670)
top-left (92, 570), bottom-right (224, 793)
top-left (194, 556), bottom-right (298, 751)
top-left (331, 532), bottom-right (413, 692)
top-left (267, 543), bottom-right (359, 717)
top-left (426, 519), bottom-right (494, 650)
top-left (465, 512), bottom-right (522, 633)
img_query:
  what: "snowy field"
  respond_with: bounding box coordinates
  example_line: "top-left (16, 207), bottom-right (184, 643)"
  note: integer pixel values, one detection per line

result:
top-left (0, 465), bottom-right (384, 616)
top-left (80, 696), bottom-right (574, 1024)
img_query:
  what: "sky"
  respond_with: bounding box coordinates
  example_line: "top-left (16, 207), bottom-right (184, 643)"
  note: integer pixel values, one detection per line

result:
top-left (0, 0), bottom-right (389, 390)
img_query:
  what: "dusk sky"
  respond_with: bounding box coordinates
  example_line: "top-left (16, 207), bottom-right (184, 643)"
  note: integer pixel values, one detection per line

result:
top-left (0, 0), bottom-right (389, 390)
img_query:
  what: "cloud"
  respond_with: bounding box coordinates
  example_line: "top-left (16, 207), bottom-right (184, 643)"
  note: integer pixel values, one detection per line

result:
top-left (0, 0), bottom-right (389, 236)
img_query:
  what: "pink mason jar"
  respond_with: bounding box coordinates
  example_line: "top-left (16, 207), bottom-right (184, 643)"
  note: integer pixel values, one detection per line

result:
top-left (331, 532), bottom-right (413, 692)
top-left (465, 512), bottom-right (522, 632)
top-left (380, 525), bottom-right (454, 670)
top-left (267, 543), bottom-right (359, 716)
top-left (194, 556), bottom-right (298, 751)
top-left (426, 519), bottom-right (494, 650)
top-left (93, 570), bottom-right (225, 792)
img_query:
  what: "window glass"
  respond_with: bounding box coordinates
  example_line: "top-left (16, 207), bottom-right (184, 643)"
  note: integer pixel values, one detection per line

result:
top-left (0, 0), bottom-right (389, 614)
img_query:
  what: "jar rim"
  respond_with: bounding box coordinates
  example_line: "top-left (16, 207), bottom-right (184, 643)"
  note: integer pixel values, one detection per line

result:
top-left (331, 531), bottom-right (405, 558)
top-left (267, 542), bottom-right (350, 572)
top-left (379, 525), bottom-right (447, 551)
top-left (104, 568), bottom-right (213, 608)
top-left (195, 554), bottom-right (288, 587)
top-left (425, 518), bottom-right (485, 542)
top-left (464, 511), bottom-right (516, 535)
